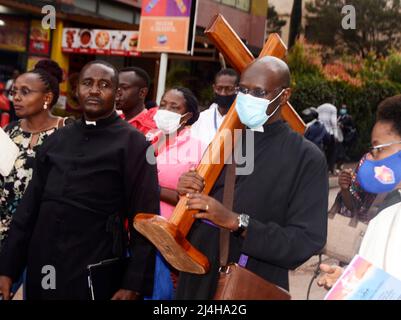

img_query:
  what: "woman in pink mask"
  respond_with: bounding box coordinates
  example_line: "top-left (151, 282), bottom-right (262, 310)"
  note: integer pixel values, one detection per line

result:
top-left (318, 95), bottom-right (401, 290)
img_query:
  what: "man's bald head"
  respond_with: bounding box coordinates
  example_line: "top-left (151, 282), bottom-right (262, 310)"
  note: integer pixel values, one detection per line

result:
top-left (243, 56), bottom-right (290, 89)
top-left (238, 56), bottom-right (292, 124)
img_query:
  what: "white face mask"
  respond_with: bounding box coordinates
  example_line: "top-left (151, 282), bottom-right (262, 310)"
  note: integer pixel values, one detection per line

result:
top-left (235, 89), bottom-right (285, 129)
top-left (154, 109), bottom-right (186, 134)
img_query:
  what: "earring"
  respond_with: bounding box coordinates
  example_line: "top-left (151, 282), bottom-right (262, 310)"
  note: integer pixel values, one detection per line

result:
top-left (43, 101), bottom-right (48, 110)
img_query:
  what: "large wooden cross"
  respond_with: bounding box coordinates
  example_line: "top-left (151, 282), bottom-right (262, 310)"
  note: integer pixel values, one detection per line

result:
top-left (134, 15), bottom-right (306, 275)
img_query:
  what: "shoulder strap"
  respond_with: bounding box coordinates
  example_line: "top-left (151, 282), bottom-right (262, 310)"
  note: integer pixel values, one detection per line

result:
top-left (219, 161), bottom-right (236, 267)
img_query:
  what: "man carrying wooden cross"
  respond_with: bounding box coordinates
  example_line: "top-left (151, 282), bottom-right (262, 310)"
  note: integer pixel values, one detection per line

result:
top-left (175, 56), bottom-right (329, 299)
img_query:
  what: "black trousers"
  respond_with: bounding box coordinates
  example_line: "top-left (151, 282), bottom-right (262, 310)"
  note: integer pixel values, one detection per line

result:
top-left (325, 135), bottom-right (337, 173)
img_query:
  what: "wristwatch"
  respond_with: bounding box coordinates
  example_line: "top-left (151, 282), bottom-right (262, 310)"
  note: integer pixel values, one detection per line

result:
top-left (232, 213), bottom-right (250, 237)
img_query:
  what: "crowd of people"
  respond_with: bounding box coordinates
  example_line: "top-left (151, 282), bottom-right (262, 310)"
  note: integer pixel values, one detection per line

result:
top-left (302, 102), bottom-right (357, 176)
top-left (0, 56), bottom-right (400, 300)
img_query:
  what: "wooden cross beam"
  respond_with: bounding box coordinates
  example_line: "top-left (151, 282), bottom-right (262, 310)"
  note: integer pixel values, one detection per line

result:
top-left (134, 15), bottom-right (306, 275)
top-left (205, 15), bottom-right (305, 135)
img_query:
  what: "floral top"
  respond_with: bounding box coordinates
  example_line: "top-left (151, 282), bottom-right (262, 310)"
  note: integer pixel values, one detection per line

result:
top-left (0, 120), bottom-right (62, 246)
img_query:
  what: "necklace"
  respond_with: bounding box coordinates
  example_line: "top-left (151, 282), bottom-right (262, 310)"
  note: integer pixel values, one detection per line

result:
top-left (21, 117), bottom-right (60, 134)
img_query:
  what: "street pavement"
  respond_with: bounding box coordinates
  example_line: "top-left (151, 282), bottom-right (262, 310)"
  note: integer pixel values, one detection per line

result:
top-left (289, 171), bottom-right (347, 300)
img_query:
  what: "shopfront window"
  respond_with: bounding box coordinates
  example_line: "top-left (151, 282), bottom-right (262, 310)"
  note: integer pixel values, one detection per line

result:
top-left (98, 2), bottom-right (134, 23)
top-left (74, 0), bottom-right (138, 24)
top-left (214, 0), bottom-right (251, 12)
top-left (236, 0), bottom-right (250, 11)
top-left (221, 0), bottom-right (236, 6)
top-left (74, 0), bottom-right (97, 13)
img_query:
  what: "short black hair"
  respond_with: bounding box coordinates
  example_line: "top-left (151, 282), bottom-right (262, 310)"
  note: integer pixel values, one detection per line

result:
top-left (30, 59), bottom-right (63, 108)
top-left (377, 95), bottom-right (401, 136)
top-left (169, 87), bottom-right (199, 125)
top-left (215, 68), bottom-right (239, 85)
top-left (119, 66), bottom-right (150, 89)
top-left (80, 60), bottom-right (119, 88)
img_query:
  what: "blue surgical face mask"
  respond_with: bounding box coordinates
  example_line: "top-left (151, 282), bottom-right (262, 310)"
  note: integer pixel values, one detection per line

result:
top-left (357, 150), bottom-right (401, 193)
top-left (340, 108), bottom-right (347, 115)
top-left (235, 90), bottom-right (285, 129)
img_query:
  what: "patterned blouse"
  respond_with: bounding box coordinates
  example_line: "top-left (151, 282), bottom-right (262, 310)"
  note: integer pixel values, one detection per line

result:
top-left (0, 119), bottom-right (65, 246)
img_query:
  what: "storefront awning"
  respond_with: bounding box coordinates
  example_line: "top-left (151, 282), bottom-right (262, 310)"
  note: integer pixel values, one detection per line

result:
top-left (0, 0), bottom-right (138, 30)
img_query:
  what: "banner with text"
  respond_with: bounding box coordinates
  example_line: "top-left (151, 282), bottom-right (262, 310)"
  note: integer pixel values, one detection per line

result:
top-left (138, 0), bottom-right (196, 54)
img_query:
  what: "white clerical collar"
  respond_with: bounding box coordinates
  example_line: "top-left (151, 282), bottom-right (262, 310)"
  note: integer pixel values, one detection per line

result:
top-left (85, 120), bottom-right (96, 126)
top-left (251, 126), bottom-right (264, 132)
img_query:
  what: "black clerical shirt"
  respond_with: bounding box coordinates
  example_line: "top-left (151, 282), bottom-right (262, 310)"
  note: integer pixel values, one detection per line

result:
top-left (0, 112), bottom-right (159, 299)
top-left (176, 120), bottom-right (329, 299)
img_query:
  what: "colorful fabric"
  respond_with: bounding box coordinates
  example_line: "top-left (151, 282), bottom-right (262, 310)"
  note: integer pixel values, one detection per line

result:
top-left (337, 154), bottom-right (377, 222)
top-left (149, 127), bottom-right (206, 300)
top-left (0, 121), bottom-right (58, 246)
top-left (127, 107), bottom-right (158, 136)
top-left (156, 127), bottom-right (206, 219)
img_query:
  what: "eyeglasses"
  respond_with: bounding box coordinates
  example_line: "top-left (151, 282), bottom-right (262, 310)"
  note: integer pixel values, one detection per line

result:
top-left (237, 86), bottom-right (284, 99)
top-left (214, 85), bottom-right (237, 95)
top-left (9, 88), bottom-right (44, 98)
top-left (368, 140), bottom-right (401, 157)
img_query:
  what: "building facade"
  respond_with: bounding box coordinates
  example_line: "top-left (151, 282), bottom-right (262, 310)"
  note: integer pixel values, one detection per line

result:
top-left (0, 0), bottom-right (269, 110)
top-left (268, 0), bottom-right (308, 46)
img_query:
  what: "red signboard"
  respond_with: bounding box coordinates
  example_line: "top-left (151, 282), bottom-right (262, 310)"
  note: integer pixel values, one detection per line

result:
top-left (29, 20), bottom-right (50, 55)
top-left (62, 28), bottom-right (140, 57)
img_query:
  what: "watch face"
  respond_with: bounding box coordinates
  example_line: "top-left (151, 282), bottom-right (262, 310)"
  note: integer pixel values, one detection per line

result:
top-left (239, 214), bottom-right (250, 228)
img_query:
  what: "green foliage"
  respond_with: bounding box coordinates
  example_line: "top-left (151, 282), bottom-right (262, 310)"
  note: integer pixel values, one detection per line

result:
top-left (305, 0), bottom-right (341, 47)
top-left (305, 0), bottom-right (401, 57)
top-left (266, 5), bottom-right (286, 35)
top-left (358, 53), bottom-right (386, 82)
top-left (288, 40), bottom-right (401, 159)
top-left (198, 86), bottom-right (214, 111)
top-left (385, 51), bottom-right (401, 83)
top-left (166, 65), bottom-right (191, 88)
top-left (287, 41), bottom-right (322, 77)
top-left (290, 74), bottom-right (401, 159)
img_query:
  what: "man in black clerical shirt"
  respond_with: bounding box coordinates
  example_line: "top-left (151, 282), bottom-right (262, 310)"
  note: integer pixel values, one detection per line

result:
top-left (176, 56), bottom-right (328, 299)
top-left (0, 61), bottom-right (159, 300)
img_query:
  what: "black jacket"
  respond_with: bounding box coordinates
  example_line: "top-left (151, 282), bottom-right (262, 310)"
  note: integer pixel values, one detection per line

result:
top-left (0, 113), bottom-right (159, 299)
top-left (176, 121), bottom-right (328, 299)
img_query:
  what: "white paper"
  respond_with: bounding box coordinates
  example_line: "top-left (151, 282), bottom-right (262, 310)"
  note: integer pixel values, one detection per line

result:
top-left (324, 255), bottom-right (401, 300)
top-left (0, 127), bottom-right (19, 177)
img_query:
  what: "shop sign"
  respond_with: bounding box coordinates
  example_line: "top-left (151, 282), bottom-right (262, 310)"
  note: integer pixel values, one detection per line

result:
top-left (29, 20), bottom-right (51, 55)
top-left (62, 28), bottom-right (139, 56)
top-left (0, 16), bottom-right (29, 52)
top-left (138, 0), bottom-right (196, 54)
